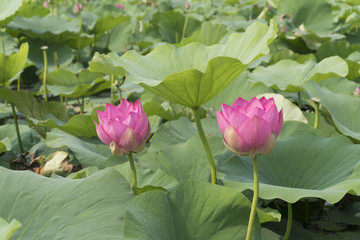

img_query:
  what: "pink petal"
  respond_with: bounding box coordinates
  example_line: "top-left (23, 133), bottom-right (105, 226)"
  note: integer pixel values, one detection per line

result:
top-left (116, 4), bottom-right (124, 9)
top-left (227, 111), bottom-right (249, 131)
top-left (255, 133), bottom-right (276, 156)
top-left (95, 122), bottom-right (113, 145)
top-left (105, 103), bottom-right (121, 119)
top-left (244, 97), bottom-right (265, 117)
top-left (102, 119), bottom-right (128, 143)
top-left (237, 115), bottom-right (272, 150)
top-left (274, 109), bottom-right (283, 137)
top-left (96, 110), bottom-right (108, 125)
top-left (223, 126), bottom-right (251, 155)
top-left (217, 110), bottom-right (230, 135)
top-left (120, 112), bottom-right (139, 129)
top-left (262, 98), bottom-right (276, 111)
top-left (134, 111), bottom-right (150, 139)
top-left (117, 98), bottom-right (132, 115)
top-left (260, 104), bottom-right (279, 131)
top-left (231, 97), bottom-right (248, 110)
top-left (132, 99), bottom-right (142, 113)
top-left (118, 128), bottom-right (145, 153)
top-left (258, 97), bottom-right (268, 105)
top-left (221, 103), bottom-right (234, 119)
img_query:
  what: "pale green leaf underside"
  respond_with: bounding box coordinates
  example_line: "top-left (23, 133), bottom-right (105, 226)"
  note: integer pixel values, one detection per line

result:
top-left (0, 217), bottom-right (21, 240)
top-left (249, 56), bottom-right (348, 92)
top-left (0, 43), bottom-right (28, 85)
top-left (0, 138), bottom-right (11, 154)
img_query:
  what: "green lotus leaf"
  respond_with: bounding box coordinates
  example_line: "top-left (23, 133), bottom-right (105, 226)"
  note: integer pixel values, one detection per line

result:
top-left (46, 129), bottom-right (113, 168)
top-left (0, 0), bottom-right (22, 22)
top-left (304, 81), bottom-right (360, 141)
top-left (92, 15), bottom-right (129, 35)
top-left (111, 20), bottom-right (277, 107)
top-left (6, 16), bottom-right (93, 49)
top-left (0, 43), bottom-right (28, 85)
top-left (45, 68), bottom-right (110, 98)
top-left (249, 56), bottom-right (348, 92)
top-left (178, 21), bottom-right (228, 46)
top-left (219, 130), bottom-right (360, 204)
top-left (0, 167), bottom-right (133, 239)
top-left (152, 10), bottom-right (202, 43)
top-left (327, 202), bottom-right (360, 225)
top-left (0, 88), bottom-right (69, 138)
top-left (89, 52), bottom-right (125, 76)
top-left (0, 217), bottom-right (21, 240)
top-left (123, 181), bottom-right (264, 240)
top-left (0, 138), bottom-right (11, 154)
top-left (277, 0), bottom-right (333, 34)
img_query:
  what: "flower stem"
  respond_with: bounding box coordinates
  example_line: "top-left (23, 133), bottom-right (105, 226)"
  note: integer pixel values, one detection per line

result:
top-left (11, 103), bottom-right (24, 154)
top-left (110, 74), bottom-right (114, 104)
top-left (192, 107), bottom-right (217, 184)
top-left (246, 154), bottom-right (259, 240)
top-left (283, 203), bottom-right (293, 240)
top-left (41, 46), bottom-right (48, 102)
top-left (1, 37), bottom-right (5, 54)
top-left (313, 101), bottom-right (319, 129)
top-left (297, 91), bottom-right (302, 109)
top-left (128, 152), bottom-right (137, 195)
top-left (181, 14), bottom-right (189, 41)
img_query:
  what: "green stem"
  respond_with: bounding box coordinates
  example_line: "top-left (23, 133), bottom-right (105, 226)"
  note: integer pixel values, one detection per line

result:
top-left (182, 15), bottom-right (189, 41)
top-left (192, 108), bottom-right (217, 184)
top-left (42, 47), bottom-right (48, 102)
top-left (77, 14), bottom-right (82, 62)
top-left (297, 91), bottom-right (302, 109)
top-left (17, 75), bottom-right (21, 92)
top-left (283, 203), bottom-right (293, 240)
top-left (1, 38), bottom-right (5, 54)
top-left (81, 96), bottom-right (85, 114)
top-left (246, 154), bottom-right (259, 240)
top-left (53, 52), bottom-right (59, 69)
top-left (11, 103), bottom-right (24, 154)
top-left (105, 30), bottom-right (111, 51)
top-left (128, 152), bottom-right (137, 195)
top-left (110, 74), bottom-right (114, 104)
top-left (313, 102), bottom-right (319, 129)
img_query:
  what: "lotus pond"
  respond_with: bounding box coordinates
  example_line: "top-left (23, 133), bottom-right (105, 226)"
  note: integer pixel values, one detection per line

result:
top-left (1, 0), bottom-right (360, 239)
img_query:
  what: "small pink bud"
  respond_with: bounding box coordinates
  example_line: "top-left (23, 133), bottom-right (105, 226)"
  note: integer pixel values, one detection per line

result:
top-left (354, 86), bottom-right (360, 96)
top-left (185, 2), bottom-right (190, 9)
top-left (43, 1), bottom-right (49, 8)
top-left (217, 97), bottom-right (283, 158)
top-left (73, 3), bottom-right (83, 14)
top-left (95, 99), bottom-right (150, 156)
top-left (116, 4), bottom-right (124, 9)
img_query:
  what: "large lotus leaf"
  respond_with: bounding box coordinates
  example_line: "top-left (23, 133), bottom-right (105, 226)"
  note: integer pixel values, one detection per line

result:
top-left (46, 129), bottom-right (113, 168)
top-left (107, 19), bottom-right (133, 53)
top-left (0, 138), bottom-right (10, 154)
top-left (204, 71), bottom-right (270, 109)
top-left (140, 133), bottom-right (226, 182)
top-left (0, 43), bottom-right (28, 85)
top-left (92, 15), bottom-right (129, 35)
top-left (0, 167), bottom-right (133, 239)
top-left (46, 68), bottom-right (110, 98)
top-left (277, 0), bottom-right (333, 34)
top-left (89, 52), bottom-right (125, 76)
top-left (219, 130), bottom-right (360, 204)
top-left (27, 39), bottom-right (73, 70)
top-left (111, 21), bottom-right (277, 107)
top-left (124, 181), bottom-right (263, 240)
top-left (6, 16), bottom-right (93, 49)
top-left (178, 21), bottom-right (228, 46)
top-left (0, 217), bottom-right (21, 240)
top-left (152, 10), bottom-right (202, 43)
top-left (249, 56), bottom-right (348, 92)
top-left (28, 107), bottom-right (102, 139)
top-left (0, 0), bottom-right (22, 22)
top-left (304, 81), bottom-right (360, 141)
top-left (0, 88), bottom-right (69, 137)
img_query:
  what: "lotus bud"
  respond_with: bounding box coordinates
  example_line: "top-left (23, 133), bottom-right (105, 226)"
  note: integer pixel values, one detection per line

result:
top-left (354, 86), bottom-right (360, 97)
top-left (217, 97), bottom-right (283, 158)
top-left (185, 2), bottom-right (190, 9)
top-left (116, 4), bottom-right (124, 9)
top-left (73, 3), bottom-right (83, 14)
top-left (95, 99), bottom-right (150, 156)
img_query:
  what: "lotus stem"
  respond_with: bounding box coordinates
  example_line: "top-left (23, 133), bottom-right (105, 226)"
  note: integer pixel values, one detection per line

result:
top-left (17, 75), bottom-right (21, 92)
top-left (53, 52), bottom-right (59, 69)
top-left (110, 74), bottom-right (114, 104)
top-left (128, 152), bottom-right (137, 195)
top-left (297, 91), bottom-right (302, 109)
top-left (11, 103), bottom-right (24, 154)
top-left (1, 37), bottom-right (5, 54)
top-left (105, 30), bottom-right (111, 51)
top-left (192, 107), bottom-right (217, 184)
top-left (41, 46), bottom-right (48, 102)
top-left (283, 203), bottom-right (293, 240)
top-left (313, 101), bottom-right (319, 129)
top-left (246, 154), bottom-right (259, 240)
top-left (182, 15), bottom-right (189, 41)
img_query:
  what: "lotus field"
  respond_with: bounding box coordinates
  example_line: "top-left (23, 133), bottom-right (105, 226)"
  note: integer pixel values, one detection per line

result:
top-left (2, 0), bottom-right (360, 239)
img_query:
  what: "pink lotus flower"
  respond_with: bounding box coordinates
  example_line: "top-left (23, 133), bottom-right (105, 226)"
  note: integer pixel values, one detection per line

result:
top-left (217, 97), bottom-right (283, 158)
top-left (73, 3), bottom-right (83, 14)
top-left (95, 99), bottom-right (150, 156)
top-left (116, 4), bottom-right (124, 9)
